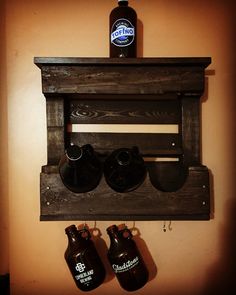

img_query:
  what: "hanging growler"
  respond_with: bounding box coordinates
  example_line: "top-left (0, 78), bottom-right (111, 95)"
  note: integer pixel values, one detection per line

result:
top-left (59, 144), bottom-right (102, 193)
top-left (107, 225), bottom-right (149, 291)
top-left (64, 225), bottom-right (106, 291)
top-left (110, 0), bottom-right (137, 57)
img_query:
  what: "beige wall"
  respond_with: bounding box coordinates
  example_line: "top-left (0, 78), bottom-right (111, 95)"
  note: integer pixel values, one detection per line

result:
top-left (0, 0), bottom-right (9, 275)
top-left (1, 0), bottom-right (235, 294)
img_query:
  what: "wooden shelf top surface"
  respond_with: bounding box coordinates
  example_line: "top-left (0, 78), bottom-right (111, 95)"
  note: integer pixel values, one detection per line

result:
top-left (34, 57), bottom-right (211, 68)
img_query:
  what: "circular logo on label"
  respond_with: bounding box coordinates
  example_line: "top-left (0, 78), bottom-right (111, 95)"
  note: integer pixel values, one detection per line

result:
top-left (75, 262), bottom-right (86, 273)
top-left (111, 18), bottom-right (135, 47)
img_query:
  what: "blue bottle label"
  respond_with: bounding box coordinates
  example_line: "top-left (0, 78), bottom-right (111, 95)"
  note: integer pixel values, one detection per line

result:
top-left (111, 18), bottom-right (135, 47)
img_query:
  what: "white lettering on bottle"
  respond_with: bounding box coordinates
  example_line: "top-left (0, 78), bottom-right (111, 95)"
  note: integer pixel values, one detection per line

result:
top-left (111, 27), bottom-right (134, 42)
top-left (75, 269), bottom-right (94, 284)
top-left (111, 18), bottom-right (135, 47)
top-left (112, 256), bottom-right (139, 273)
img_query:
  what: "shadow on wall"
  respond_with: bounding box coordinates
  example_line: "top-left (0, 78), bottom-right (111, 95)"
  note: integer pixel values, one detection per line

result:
top-left (97, 222), bottom-right (158, 295)
top-left (88, 222), bottom-right (158, 286)
top-left (202, 197), bottom-right (236, 295)
top-left (104, 200), bottom-right (236, 295)
top-left (0, 0), bottom-right (9, 288)
top-left (137, 18), bottom-right (143, 57)
top-left (130, 224), bottom-right (158, 283)
top-left (202, 8), bottom-right (236, 295)
top-left (88, 224), bottom-right (115, 284)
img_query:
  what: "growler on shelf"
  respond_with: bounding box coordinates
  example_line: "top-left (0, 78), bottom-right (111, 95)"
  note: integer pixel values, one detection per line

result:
top-left (59, 144), bottom-right (102, 193)
top-left (64, 225), bottom-right (106, 291)
top-left (107, 225), bottom-right (149, 291)
top-left (104, 147), bottom-right (146, 192)
top-left (110, 0), bottom-right (137, 57)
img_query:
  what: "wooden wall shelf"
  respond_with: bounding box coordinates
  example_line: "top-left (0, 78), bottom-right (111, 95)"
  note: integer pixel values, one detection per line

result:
top-left (35, 57), bottom-right (211, 221)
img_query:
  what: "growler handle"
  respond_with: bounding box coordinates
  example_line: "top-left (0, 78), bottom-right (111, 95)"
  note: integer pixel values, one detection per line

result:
top-left (78, 228), bottom-right (91, 240)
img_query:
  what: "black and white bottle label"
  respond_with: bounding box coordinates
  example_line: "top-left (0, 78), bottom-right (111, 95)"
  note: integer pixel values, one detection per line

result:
top-left (112, 256), bottom-right (139, 273)
top-left (74, 262), bottom-right (94, 285)
top-left (111, 18), bottom-right (135, 47)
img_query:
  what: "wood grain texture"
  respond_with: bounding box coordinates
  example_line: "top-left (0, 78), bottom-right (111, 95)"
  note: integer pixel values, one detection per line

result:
top-left (35, 57), bottom-right (211, 221)
top-left (68, 99), bottom-right (181, 124)
top-left (34, 57), bottom-right (211, 95)
top-left (69, 133), bottom-right (182, 156)
top-left (46, 97), bottom-right (65, 165)
top-left (181, 96), bottom-right (200, 166)
top-left (39, 65), bottom-right (205, 95)
top-left (40, 165), bottom-right (210, 221)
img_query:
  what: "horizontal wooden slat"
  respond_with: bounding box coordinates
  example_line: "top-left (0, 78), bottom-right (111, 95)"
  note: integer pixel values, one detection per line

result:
top-left (68, 124), bottom-right (179, 134)
top-left (69, 133), bottom-right (182, 155)
top-left (35, 58), bottom-right (211, 107)
top-left (40, 166), bottom-right (210, 221)
top-left (144, 157), bottom-right (179, 162)
top-left (68, 99), bottom-right (181, 124)
top-left (35, 57), bottom-right (211, 67)
top-left (40, 65), bottom-right (206, 95)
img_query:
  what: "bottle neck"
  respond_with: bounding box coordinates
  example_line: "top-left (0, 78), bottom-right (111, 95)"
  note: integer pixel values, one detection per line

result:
top-left (107, 225), bottom-right (121, 246)
top-left (65, 225), bottom-right (79, 245)
top-left (66, 145), bottom-right (83, 162)
top-left (118, 0), bottom-right (128, 7)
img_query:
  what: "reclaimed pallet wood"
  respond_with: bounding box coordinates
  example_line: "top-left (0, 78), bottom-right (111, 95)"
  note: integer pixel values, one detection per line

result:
top-left (35, 57), bottom-right (211, 221)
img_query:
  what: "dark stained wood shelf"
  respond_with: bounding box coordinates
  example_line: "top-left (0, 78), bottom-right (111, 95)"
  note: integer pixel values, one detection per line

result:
top-left (34, 57), bottom-right (211, 66)
top-left (35, 57), bottom-right (211, 221)
top-left (40, 165), bottom-right (209, 221)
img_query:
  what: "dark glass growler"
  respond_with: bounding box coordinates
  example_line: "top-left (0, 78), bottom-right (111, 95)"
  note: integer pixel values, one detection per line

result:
top-left (104, 146), bottom-right (146, 192)
top-left (110, 0), bottom-right (137, 57)
top-left (59, 144), bottom-right (102, 193)
top-left (107, 225), bottom-right (149, 291)
top-left (64, 225), bottom-right (106, 291)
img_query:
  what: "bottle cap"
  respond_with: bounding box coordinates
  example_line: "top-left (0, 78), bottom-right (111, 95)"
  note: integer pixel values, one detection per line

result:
top-left (65, 224), bottom-right (77, 234)
top-left (118, 0), bottom-right (128, 2)
top-left (106, 224), bottom-right (119, 233)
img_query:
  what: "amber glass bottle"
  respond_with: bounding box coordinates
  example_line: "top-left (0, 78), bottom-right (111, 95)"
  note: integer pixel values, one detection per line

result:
top-left (110, 0), bottom-right (137, 57)
top-left (65, 225), bottom-right (106, 291)
top-left (107, 225), bottom-right (149, 291)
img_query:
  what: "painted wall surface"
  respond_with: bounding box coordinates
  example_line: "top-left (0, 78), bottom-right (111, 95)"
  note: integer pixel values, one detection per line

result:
top-left (1, 0), bottom-right (235, 294)
top-left (0, 0), bottom-right (9, 276)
